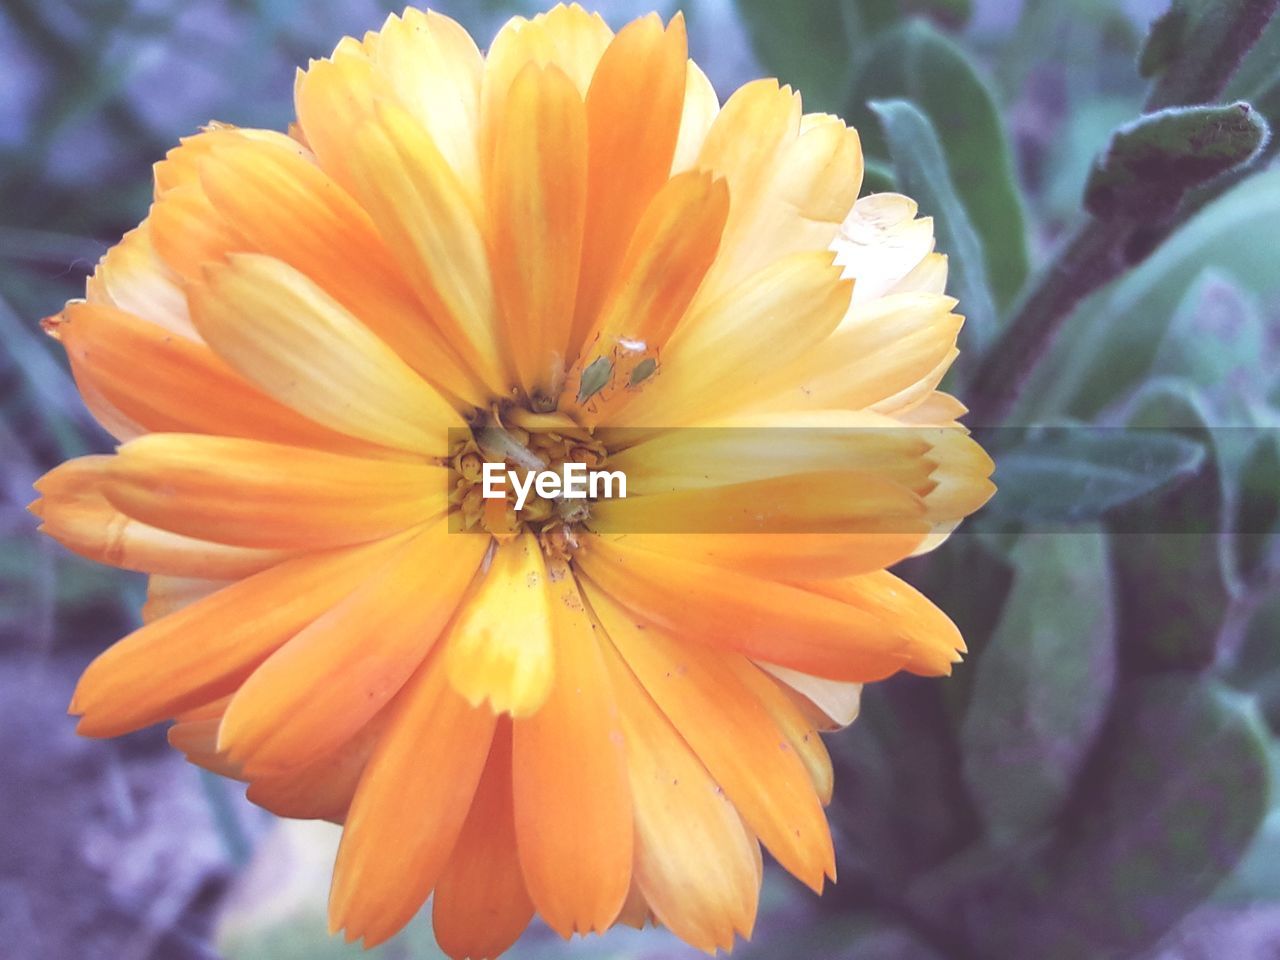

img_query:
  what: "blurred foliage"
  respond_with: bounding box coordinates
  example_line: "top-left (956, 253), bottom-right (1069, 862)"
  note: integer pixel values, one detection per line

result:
top-left (3, 0), bottom-right (1280, 959)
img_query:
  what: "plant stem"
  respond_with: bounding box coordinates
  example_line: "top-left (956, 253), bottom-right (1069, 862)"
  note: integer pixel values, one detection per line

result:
top-left (966, 0), bottom-right (1279, 425)
top-left (1145, 0), bottom-right (1280, 111)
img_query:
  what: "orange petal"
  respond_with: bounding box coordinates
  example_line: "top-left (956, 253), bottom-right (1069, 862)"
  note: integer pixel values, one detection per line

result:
top-left (104, 434), bottom-right (446, 550)
top-left (592, 532), bottom-right (927, 580)
top-left (49, 301), bottom-right (394, 456)
top-left (570, 13), bottom-right (688, 357)
top-left (71, 533), bottom-right (412, 737)
top-left (343, 99), bottom-right (509, 395)
top-left (148, 183), bottom-right (243, 283)
top-left (246, 708), bottom-right (394, 822)
top-left (598, 634), bottom-right (758, 951)
top-left (512, 560), bottom-right (633, 937)
top-left (444, 532), bottom-right (555, 718)
top-left (488, 62), bottom-right (588, 401)
top-left (561, 170), bottom-right (728, 423)
top-left (33, 456), bottom-right (291, 578)
top-left (432, 721), bottom-right (535, 960)
top-left (585, 582), bottom-right (834, 893)
top-left (330, 648), bottom-right (498, 948)
top-left (219, 520), bottom-right (488, 776)
top-left (788, 569), bottom-right (967, 677)
top-left (574, 536), bottom-right (914, 682)
top-left (197, 136), bottom-right (484, 405)
top-left (189, 254), bottom-right (464, 454)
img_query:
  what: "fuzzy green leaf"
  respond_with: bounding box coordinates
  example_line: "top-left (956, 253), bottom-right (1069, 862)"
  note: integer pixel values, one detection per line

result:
top-left (1107, 382), bottom-right (1232, 671)
top-left (986, 425), bottom-right (1205, 525)
top-left (960, 531), bottom-right (1116, 845)
top-left (1084, 102), bottom-right (1268, 217)
top-left (851, 21), bottom-right (1029, 308)
top-left (869, 98), bottom-right (998, 356)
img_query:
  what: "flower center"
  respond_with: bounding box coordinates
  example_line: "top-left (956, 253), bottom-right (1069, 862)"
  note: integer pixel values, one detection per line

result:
top-left (449, 407), bottom-right (610, 558)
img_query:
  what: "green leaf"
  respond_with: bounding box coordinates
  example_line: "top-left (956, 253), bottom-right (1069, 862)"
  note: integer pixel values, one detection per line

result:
top-left (1016, 166), bottom-right (1280, 421)
top-left (1138, 4), bottom-right (1192, 78)
top-left (985, 424), bottom-right (1205, 525)
top-left (849, 21), bottom-right (1029, 308)
top-left (1226, 593), bottom-right (1280, 731)
top-left (1084, 103), bottom-right (1268, 218)
top-left (734, 0), bottom-right (900, 114)
top-left (1107, 382), bottom-right (1232, 671)
top-left (912, 677), bottom-right (1271, 960)
top-left (868, 99), bottom-right (998, 356)
top-left (1225, 9), bottom-right (1280, 138)
top-left (960, 531), bottom-right (1116, 845)
top-left (831, 677), bottom-right (977, 890)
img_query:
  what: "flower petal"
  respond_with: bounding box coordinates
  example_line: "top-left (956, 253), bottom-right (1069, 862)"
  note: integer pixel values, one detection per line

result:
top-left (33, 455), bottom-right (291, 578)
top-left (576, 536), bottom-right (922, 681)
top-left (197, 135), bottom-right (484, 404)
top-left (598, 634), bottom-right (758, 951)
top-left (189, 253), bottom-right (464, 454)
top-left (570, 13), bottom-right (688, 356)
top-left (586, 582), bottom-right (834, 892)
top-left (219, 520), bottom-right (488, 775)
top-left (432, 721), bottom-right (536, 960)
top-left (444, 532), bottom-right (555, 718)
top-left (330, 647), bottom-right (498, 949)
top-left (343, 100), bottom-right (510, 394)
top-left (49, 302), bottom-right (392, 455)
top-left (488, 63), bottom-right (588, 400)
top-left (86, 221), bottom-right (196, 338)
top-left (104, 434), bottom-right (447, 550)
top-left (512, 560), bottom-right (633, 937)
top-left (609, 250), bottom-right (852, 427)
top-left (70, 533), bottom-right (412, 737)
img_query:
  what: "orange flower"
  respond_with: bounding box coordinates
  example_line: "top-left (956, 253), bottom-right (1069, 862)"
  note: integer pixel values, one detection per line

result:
top-left (31, 5), bottom-right (994, 957)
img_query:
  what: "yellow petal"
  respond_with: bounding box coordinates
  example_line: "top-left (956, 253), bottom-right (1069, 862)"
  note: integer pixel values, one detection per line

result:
top-left (445, 532), bottom-right (555, 718)
top-left (760, 664), bottom-right (862, 730)
top-left (585, 582), bottom-right (834, 892)
top-left (368, 8), bottom-right (483, 196)
top-left (670, 60), bottom-right (719, 175)
top-left (344, 100), bottom-right (509, 394)
top-left (219, 520), bottom-right (488, 775)
top-left (142, 575), bottom-right (228, 624)
top-left (86, 220), bottom-right (197, 338)
top-left (512, 559), bottom-right (633, 937)
top-left (598, 635), bottom-right (758, 951)
top-left (104, 434), bottom-right (447, 550)
top-left (190, 253), bottom-right (464, 454)
top-left (609, 251), bottom-right (852, 427)
top-left (245, 709), bottom-right (393, 822)
top-left (834, 194), bottom-right (938, 306)
top-left (589, 470), bottom-right (928, 534)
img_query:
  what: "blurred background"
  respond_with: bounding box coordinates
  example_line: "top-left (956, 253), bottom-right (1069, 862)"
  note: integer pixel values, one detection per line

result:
top-left (3, 0), bottom-right (1280, 957)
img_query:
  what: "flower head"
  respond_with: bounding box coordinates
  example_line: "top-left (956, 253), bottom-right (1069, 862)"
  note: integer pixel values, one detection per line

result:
top-left (32, 5), bottom-right (994, 956)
